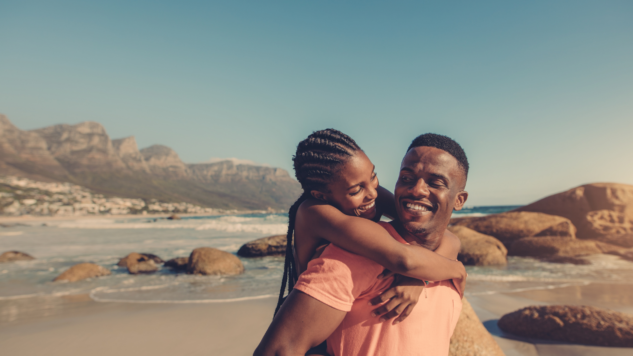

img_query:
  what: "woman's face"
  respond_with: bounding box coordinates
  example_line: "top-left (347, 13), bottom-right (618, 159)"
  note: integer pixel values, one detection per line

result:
top-left (312, 151), bottom-right (379, 220)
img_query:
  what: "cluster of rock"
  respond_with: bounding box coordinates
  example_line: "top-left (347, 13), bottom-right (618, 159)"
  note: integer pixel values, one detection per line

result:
top-left (0, 247), bottom-right (244, 282)
top-left (0, 175), bottom-right (219, 216)
top-left (450, 183), bottom-right (633, 265)
top-left (498, 305), bottom-right (633, 347)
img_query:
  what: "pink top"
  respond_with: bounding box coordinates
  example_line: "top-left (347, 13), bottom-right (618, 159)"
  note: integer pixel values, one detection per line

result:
top-left (294, 222), bottom-right (462, 356)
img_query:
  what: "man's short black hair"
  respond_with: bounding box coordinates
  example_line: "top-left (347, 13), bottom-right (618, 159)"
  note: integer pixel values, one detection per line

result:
top-left (407, 133), bottom-right (469, 178)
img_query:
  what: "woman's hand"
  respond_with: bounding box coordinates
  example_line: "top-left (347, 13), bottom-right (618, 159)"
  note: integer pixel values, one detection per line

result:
top-left (369, 275), bottom-right (426, 325)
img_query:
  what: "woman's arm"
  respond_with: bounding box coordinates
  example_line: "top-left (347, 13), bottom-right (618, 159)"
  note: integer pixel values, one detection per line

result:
top-left (297, 202), bottom-right (466, 282)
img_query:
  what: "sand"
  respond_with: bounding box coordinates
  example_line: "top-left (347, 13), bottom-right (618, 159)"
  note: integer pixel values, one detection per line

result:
top-left (1, 283), bottom-right (632, 356)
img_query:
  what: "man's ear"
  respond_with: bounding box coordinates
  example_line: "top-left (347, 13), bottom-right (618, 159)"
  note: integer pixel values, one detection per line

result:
top-left (310, 190), bottom-right (328, 202)
top-left (453, 191), bottom-right (468, 211)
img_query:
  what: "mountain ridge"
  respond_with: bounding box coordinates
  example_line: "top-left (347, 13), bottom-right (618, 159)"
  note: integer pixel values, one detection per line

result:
top-left (0, 114), bottom-right (301, 210)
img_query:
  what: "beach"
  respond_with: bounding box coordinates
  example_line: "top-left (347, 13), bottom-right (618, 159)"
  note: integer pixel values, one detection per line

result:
top-left (2, 212), bottom-right (633, 355)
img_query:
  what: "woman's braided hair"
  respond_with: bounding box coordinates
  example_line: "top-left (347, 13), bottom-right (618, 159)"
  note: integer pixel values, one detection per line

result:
top-left (274, 128), bottom-right (361, 315)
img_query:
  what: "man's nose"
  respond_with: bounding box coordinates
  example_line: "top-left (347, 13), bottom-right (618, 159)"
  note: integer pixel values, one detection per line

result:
top-left (409, 179), bottom-right (430, 198)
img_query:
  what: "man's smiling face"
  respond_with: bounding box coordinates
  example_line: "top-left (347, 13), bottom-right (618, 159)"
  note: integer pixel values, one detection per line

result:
top-left (394, 146), bottom-right (468, 249)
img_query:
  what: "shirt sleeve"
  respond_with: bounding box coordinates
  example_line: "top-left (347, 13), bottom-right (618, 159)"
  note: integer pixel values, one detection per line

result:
top-left (294, 244), bottom-right (384, 312)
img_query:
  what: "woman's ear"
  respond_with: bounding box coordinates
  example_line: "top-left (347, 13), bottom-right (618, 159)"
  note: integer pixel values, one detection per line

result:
top-left (310, 190), bottom-right (328, 202)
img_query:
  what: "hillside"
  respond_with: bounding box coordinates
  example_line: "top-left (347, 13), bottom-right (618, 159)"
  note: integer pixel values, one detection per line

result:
top-left (0, 114), bottom-right (301, 210)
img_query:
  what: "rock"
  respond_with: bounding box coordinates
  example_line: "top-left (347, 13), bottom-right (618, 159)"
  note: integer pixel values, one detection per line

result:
top-left (451, 211), bottom-right (576, 248)
top-left (164, 257), bottom-right (189, 271)
top-left (187, 247), bottom-right (244, 275)
top-left (0, 251), bottom-right (35, 263)
top-left (509, 237), bottom-right (602, 258)
top-left (167, 214), bottom-right (181, 220)
top-left (448, 226), bottom-right (507, 266)
top-left (449, 298), bottom-right (505, 356)
top-left (237, 235), bottom-right (287, 257)
top-left (498, 305), bottom-right (633, 347)
top-left (128, 259), bottom-right (158, 274)
top-left (117, 252), bottom-right (163, 267)
top-left (516, 183), bottom-right (633, 246)
top-left (53, 263), bottom-right (111, 282)
top-left (117, 253), bottom-right (159, 274)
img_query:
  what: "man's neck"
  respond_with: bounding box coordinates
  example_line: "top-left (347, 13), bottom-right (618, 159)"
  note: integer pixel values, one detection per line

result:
top-left (390, 220), bottom-right (444, 251)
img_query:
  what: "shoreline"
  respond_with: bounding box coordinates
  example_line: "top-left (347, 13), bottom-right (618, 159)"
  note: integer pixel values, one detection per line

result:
top-left (1, 282), bottom-right (632, 355)
top-left (0, 210), bottom-right (282, 224)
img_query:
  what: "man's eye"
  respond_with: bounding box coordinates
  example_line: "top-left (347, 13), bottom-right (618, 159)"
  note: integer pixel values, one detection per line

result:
top-left (350, 188), bottom-right (362, 196)
top-left (400, 176), bottom-right (413, 182)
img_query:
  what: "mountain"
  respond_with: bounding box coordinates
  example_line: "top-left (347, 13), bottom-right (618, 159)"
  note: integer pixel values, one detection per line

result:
top-left (0, 114), bottom-right (301, 210)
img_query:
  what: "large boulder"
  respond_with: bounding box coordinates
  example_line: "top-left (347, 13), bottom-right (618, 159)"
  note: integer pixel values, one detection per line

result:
top-left (516, 183), bottom-right (633, 246)
top-left (509, 237), bottom-right (602, 258)
top-left (451, 211), bottom-right (576, 248)
top-left (449, 298), bottom-right (505, 356)
top-left (117, 253), bottom-right (164, 267)
top-left (164, 257), bottom-right (189, 271)
top-left (118, 252), bottom-right (159, 274)
top-left (53, 263), bottom-right (111, 282)
top-left (0, 251), bottom-right (35, 263)
top-left (187, 247), bottom-right (244, 275)
top-left (448, 226), bottom-right (507, 266)
top-left (498, 305), bottom-right (633, 347)
top-left (237, 235), bottom-right (287, 257)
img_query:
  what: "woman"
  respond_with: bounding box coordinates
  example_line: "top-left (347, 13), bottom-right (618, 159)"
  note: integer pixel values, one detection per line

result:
top-left (276, 128), bottom-right (466, 325)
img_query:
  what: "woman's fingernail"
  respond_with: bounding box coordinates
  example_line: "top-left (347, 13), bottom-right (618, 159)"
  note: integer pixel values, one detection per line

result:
top-left (394, 320), bottom-right (400, 325)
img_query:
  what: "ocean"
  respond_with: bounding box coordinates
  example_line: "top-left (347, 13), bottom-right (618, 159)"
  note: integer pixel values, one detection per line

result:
top-left (2, 206), bottom-right (633, 320)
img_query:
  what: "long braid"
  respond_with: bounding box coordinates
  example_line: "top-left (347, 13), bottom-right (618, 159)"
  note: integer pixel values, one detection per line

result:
top-left (274, 129), bottom-right (360, 316)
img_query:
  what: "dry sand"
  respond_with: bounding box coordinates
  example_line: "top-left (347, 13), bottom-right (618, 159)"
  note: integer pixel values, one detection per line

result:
top-left (1, 282), bottom-right (632, 356)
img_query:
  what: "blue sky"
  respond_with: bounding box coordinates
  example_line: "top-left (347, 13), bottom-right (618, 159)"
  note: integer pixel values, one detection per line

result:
top-left (1, 1), bottom-right (632, 206)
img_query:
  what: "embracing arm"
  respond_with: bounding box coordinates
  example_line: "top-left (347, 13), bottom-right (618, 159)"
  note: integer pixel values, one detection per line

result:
top-left (254, 290), bottom-right (344, 356)
top-left (298, 203), bottom-right (466, 282)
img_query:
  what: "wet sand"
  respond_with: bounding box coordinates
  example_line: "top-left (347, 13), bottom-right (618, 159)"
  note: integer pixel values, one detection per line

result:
top-left (1, 282), bottom-right (632, 356)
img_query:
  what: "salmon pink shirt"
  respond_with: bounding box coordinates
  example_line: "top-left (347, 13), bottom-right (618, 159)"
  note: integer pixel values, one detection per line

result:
top-left (294, 222), bottom-right (462, 356)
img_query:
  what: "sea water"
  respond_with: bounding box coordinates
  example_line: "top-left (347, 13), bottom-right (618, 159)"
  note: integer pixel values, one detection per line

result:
top-left (1, 207), bottom-right (633, 310)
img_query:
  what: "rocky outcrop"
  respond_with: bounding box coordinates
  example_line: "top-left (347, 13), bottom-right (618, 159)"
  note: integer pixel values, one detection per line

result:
top-left (53, 263), bottom-right (111, 282)
top-left (187, 247), bottom-right (244, 275)
top-left (117, 253), bottom-right (164, 267)
top-left (451, 211), bottom-right (576, 248)
top-left (117, 253), bottom-right (161, 274)
top-left (31, 121), bottom-right (127, 172)
top-left (167, 214), bottom-right (181, 220)
top-left (516, 183), bottom-right (633, 246)
top-left (0, 251), bottom-right (35, 263)
top-left (140, 145), bottom-right (190, 179)
top-left (0, 114), bottom-right (67, 178)
top-left (449, 298), bottom-right (505, 356)
top-left (164, 257), bottom-right (189, 271)
top-left (509, 237), bottom-right (602, 258)
top-left (112, 136), bottom-right (150, 173)
top-left (498, 305), bottom-right (633, 347)
top-left (237, 235), bottom-right (287, 257)
top-left (448, 226), bottom-right (507, 266)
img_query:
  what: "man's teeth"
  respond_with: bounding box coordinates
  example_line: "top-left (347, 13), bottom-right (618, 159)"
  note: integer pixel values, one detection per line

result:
top-left (405, 203), bottom-right (431, 211)
top-left (358, 201), bottom-right (375, 211)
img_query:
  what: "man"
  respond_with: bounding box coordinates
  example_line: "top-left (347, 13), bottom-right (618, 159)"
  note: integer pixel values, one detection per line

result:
top-left (255, 133), bottom-right (469, 356)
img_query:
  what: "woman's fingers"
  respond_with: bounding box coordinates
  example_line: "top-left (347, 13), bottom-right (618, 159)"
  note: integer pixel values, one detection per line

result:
top-left (393, 304), bottom-right (415, 325)
top-left (369, 288), bottom-right (396, 306)
top-left (372, 297), bottom-right (402, 319)
top-left (379, 302), bottom-right (408, 322)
